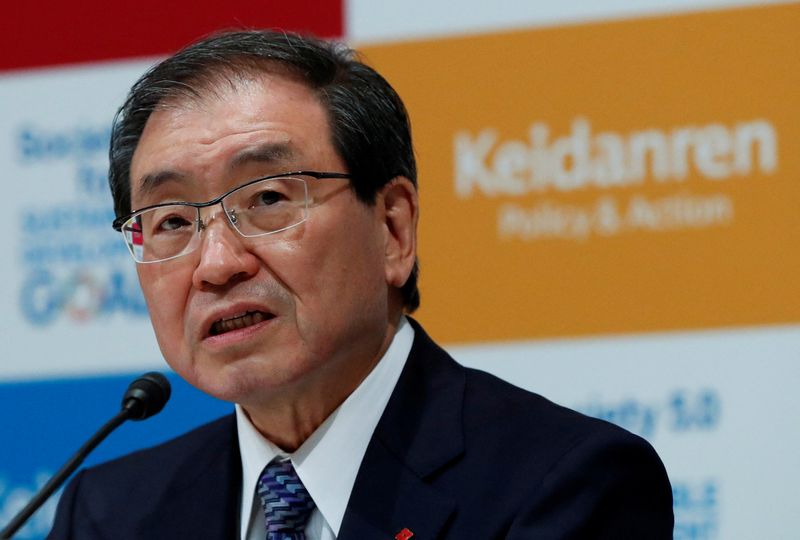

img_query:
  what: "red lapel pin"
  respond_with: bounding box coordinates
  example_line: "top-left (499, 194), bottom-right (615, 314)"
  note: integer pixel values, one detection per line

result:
top-left (395, 528), bottom-right (414, 540)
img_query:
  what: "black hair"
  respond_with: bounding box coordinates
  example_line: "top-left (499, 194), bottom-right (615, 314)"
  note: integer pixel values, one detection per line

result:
top-left (109, 30), bottom-right (419, 311)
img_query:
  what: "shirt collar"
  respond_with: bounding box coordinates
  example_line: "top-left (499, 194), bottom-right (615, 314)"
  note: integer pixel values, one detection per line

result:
top-left (237, 316), bottom-right (414, 536)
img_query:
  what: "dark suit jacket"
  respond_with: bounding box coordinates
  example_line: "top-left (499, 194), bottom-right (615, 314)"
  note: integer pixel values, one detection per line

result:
top-left (48, 321), bottom-right (673, 539)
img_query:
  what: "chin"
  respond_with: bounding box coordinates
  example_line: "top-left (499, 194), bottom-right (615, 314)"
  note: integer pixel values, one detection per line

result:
top-left (199, 371), bottom-right (252, 403)
top-left (197, 364), bottom-right (288, 406)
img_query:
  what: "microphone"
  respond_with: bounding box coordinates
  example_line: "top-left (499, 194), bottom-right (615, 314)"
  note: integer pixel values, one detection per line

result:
top-left (0, 372), bottom-right (171, 539)
top-left (122, 371), bottom-right (171, 420)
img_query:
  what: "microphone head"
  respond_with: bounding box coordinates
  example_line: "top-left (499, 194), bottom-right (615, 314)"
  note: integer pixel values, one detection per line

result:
top-left (122, 372), bottom-right (171, 420)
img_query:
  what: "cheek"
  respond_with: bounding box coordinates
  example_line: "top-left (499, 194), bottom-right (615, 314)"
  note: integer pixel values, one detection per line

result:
top-left (137, 265), bottom-right (191, 347)
top-left (304, 219), bottom-right (386, 312)
top-left (272, 225), bottom-right (380, 310)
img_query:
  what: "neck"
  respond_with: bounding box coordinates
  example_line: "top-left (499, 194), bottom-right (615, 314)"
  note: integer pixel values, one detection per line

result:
top-left (241, 314), bottom-right (403, 452)
top-left (242, 400), bottom-right (333, 452)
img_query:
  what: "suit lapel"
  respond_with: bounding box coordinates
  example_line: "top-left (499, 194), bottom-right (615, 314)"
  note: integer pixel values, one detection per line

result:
top-left (148, 414), bottom-right (242, 539)
top-left (340, 320), bottom-right (465, 540)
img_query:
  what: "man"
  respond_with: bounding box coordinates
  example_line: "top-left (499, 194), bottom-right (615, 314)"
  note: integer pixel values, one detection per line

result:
top-left (49, 31), bottom-right (673, 539)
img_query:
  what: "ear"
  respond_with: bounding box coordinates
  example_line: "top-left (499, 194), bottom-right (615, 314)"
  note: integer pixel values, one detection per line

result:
top-left (379, 176), bottom-right (418, 290)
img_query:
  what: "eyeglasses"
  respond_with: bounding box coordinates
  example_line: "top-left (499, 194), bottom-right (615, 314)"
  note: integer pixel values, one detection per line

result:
top-left (112, 171), bottom-right (352, 263)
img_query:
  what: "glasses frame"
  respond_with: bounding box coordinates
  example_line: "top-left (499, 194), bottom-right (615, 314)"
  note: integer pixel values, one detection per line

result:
top-left (112, 170), bottom-right (352, 263)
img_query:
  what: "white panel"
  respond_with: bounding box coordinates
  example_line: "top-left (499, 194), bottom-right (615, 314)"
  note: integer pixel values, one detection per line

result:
top-left (449, 324), bottom-right (800, 539)
top-left (347, 0), bottom-right (791, 43)
top-left (0, 59), bottom-right (168, 381)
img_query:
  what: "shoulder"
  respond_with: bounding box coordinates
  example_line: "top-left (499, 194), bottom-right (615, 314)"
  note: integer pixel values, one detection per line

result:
top-left (86, 413), bottom-right (237, 483)
top-left (62, 413), bottom-right (237, 508)
top-left (405, 323), bottom-right (673, 536)
top-left (407, 318), bottom-right (650, 462)
top-left (464, 366), bottom-right (671, 497)
top-left (49, 414), bottom-right (240, 539)
top-left (462, 364), bottom-right (646, 461)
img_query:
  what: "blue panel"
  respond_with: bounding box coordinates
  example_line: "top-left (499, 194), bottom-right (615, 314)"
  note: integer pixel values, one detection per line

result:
top-left (0, 373), bottom-right (232, 539)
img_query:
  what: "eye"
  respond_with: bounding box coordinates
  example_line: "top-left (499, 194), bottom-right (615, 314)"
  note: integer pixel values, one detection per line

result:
top-left (251, 189), bottom-right (286, 208)
top-left (155, 214), bottom-right (193, 232)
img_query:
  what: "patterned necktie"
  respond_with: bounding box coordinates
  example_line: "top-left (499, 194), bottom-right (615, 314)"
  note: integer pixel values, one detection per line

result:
top-left (257, 460), bottom-right (316, 540)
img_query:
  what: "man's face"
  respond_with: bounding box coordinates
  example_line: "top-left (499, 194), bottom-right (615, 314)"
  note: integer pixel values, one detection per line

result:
top-left (129, 73), bottom-right (403, 410)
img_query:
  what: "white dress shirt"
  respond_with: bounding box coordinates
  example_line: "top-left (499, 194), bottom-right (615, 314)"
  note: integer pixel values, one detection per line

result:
top-left (238, 317), bottom-right (414, 540)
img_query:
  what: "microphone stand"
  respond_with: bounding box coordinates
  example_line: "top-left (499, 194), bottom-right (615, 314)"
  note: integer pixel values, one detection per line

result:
top-left (0, 371), bottom-right (169, 539)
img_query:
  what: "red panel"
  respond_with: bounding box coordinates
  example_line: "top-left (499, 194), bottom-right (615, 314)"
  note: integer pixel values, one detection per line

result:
top-left (1, 0), bottom-right (343, 72)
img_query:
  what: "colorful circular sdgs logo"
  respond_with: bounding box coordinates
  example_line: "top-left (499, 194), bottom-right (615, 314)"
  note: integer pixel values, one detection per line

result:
top-left (19, 268), bottom-right (147, 325)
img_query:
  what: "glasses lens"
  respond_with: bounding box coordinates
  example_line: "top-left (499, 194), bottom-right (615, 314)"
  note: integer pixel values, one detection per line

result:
top-left (122, 205), bottom-right (197, 262)
top-left (225, 176), bottom-right (309, 237)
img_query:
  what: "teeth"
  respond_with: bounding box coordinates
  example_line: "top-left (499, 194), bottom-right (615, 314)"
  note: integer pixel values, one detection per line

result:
top-left (211, 311), bottom-right (268, 336)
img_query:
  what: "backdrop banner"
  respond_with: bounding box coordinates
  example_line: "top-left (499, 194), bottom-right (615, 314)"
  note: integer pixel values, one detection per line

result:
top-left (1, 3), bottom-right (797, 539)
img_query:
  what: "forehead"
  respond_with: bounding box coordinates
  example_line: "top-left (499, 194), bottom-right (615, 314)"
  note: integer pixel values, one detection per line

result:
top-left (129, 73), bottom-right (338, 204)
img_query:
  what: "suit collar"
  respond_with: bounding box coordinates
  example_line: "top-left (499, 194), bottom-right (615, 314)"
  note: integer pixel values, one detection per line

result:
top-left (339, 319), bottom-right (464, 539)
top-left (374, 318), bottom-right (465, 478)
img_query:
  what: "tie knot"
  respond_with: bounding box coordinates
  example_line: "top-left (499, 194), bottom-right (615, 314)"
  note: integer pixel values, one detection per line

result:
top-left (257, 460), bottom-right (315, 540)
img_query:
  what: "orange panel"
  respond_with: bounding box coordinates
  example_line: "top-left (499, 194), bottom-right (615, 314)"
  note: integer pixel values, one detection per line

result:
top-left (359, 3), bottom-right (800, 343)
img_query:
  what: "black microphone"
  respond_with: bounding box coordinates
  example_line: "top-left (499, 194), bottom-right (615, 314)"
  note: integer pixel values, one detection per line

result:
top-left (0, 372), bottom-right (171, 539)
top-left (122, 371), bottom-right (171, 420)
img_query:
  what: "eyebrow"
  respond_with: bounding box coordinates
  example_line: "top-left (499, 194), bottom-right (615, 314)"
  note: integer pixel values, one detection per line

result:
top-left (137, 169), bottom-right (189, 196)
top-left (228, 142), bottom-right (296, 172)
top-left (135, 142), bottom-right (297, 197)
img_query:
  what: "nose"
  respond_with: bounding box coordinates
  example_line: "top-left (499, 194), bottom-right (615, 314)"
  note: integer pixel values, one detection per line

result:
top-left (191, 211), bottom-right (260, 290)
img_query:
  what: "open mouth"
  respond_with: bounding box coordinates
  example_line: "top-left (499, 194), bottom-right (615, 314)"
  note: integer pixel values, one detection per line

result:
top-left (209, 311), bottom-right (273, 336)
